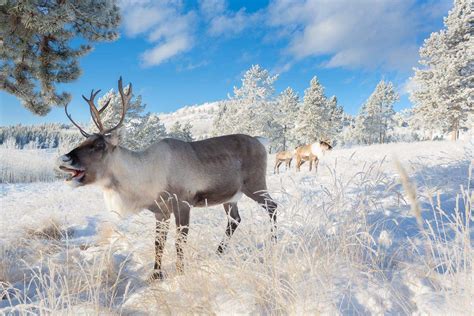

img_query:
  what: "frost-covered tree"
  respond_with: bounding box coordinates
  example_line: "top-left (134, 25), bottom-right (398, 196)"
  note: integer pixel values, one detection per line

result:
top-left (94, 87), bottom-right (166, 150)
top-left (337, 113), bottom-right (357, 146)
top-left (354, 80), bottom-right (399, 144)
top-left (168, 121), bottom-right (193, 141)
top-left (212, 65), bottom-right (280, 148)
top-left (0, 123), bottom-right (83, 149)
top-left (275, 87), bottom-right (299, 150)
top-left (294, 76), bottom-right (329, 144)
top-left (0, 1), bottom-right (120, 115)
top-left (212, 99), bottom-right (241, 135)
top-left (391, 109), bottom-right (421, 142)
top-left (96, 87), bottom-right (145, 130)
top-left (128, 113), bottom-right (167, 150)
top-left (409, 0), bottom-right (473, 140)
top-left (322, 95), bottom-right (344, 141)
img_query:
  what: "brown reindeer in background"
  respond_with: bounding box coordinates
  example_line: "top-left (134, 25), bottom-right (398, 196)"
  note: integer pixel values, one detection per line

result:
top-left (274, 150), bottom-right (295, 174)
top-left (295, 141), bottom-right (333, 172)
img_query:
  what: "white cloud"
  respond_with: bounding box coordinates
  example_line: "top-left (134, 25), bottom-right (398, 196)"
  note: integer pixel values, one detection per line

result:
top-left (198, 0), bottom-right (226, 18)
top-left (266, 0), bottom-right (447, 72)
top-left (119, 0), bottom-right (450, 71)
top-left (120, 0), bottom-right (195, 67)
top-left (141, 36), bottom-right (191, 67)
top-left (199, 0), bottom-right (262, 37)
top-left (209, 9), bottom-right (262, 37)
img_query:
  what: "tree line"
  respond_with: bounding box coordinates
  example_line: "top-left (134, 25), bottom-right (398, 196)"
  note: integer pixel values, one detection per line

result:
top-left (212, 65), bottom-right (401, 151)
top-left (1, 0), bottom-right (471, 146)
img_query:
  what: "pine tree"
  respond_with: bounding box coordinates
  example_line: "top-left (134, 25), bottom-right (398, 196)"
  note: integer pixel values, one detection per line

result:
top-left (354, 80), bottom-right (399, 144)
top-left (338, 113), bottom-right (357, 146)
top-left (409, 0), bottom-right (473, 140)
top-left (294, 76), bottom-right (328, 144)
top-left (275, 87), bottom-right (299, 150)
top-left (129, 113), bottom-right (167, 150)
top-left (96, 87), bottom-right (146, 131)
top-left (93, 87), bottom-right (165, 150)
top-left (212, 65), bottom-right (280, 149)
top-left (169, 121), bottom-right (194, 141)
top-left (233, 64), bottom-right (279, 138)
top-left (181, 121), bottom-right (194, 142)
top-left (323, 96), bottom-right (344, 141)
top-left (0, 1), bottom-right (120, 115)
top-left (212, 99), bottom-right (241, 135)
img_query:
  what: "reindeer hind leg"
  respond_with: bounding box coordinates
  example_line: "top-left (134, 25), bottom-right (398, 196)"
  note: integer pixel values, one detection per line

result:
top-left (217, 202), bottom-right (241, 254)
top-left (243, 187), bottom-right (277, 242)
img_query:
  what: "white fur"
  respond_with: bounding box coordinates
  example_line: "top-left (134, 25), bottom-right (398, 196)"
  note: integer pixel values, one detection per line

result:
top-left (226, 191), bottom-right (243, 204)
top-left (311, 143), bottom-right (324, 158)
top-left (103, 187), bottom-right (144, 216)
top-left (103, 189), bottom-right (126, 214)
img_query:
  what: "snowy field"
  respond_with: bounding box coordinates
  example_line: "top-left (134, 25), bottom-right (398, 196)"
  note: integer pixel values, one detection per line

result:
top-left (0, 139), bottom-right (472, 314)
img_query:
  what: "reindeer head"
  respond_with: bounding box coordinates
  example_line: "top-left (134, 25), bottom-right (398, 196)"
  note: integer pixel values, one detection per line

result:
top-left (57, 77), bottom-right (132, 186)
top-left (319, 140), bottom-right (333, 151)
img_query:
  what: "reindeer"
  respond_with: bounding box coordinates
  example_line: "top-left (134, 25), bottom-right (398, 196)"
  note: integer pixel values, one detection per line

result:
top-left (295, 141), bottom-right (333, 172)
top-left (57, 78), bottom-right (277, 280)
top-left (274, 150), bottom-right (294, 174)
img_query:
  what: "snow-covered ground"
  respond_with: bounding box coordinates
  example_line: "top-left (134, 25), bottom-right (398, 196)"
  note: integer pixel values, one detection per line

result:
top-left (0, 139), bottom-right (472, 314)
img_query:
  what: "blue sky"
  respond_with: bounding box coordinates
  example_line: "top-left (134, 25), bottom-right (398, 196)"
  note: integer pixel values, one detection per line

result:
top-left (0, 0), bottom-right (451, 126)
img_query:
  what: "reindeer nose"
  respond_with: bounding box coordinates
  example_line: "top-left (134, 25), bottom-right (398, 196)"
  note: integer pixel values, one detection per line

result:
top-left (60, 155), bottom-right (71, 163)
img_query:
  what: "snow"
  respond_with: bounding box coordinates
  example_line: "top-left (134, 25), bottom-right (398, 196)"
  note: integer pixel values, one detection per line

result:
top-left (158, 102), bottom-right (218, 139)
top-left (0, 138), bottom-right (472, 314)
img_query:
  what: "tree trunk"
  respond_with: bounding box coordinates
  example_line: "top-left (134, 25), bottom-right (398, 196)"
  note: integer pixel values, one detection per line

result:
top-left (450, 119), bottom-right (459, 141)
top-left (450, 129), bottom-right (459, 141)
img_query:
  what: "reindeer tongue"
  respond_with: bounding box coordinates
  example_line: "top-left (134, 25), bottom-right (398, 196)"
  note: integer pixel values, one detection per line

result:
top-left (65, 169), bottom-right (84, 181)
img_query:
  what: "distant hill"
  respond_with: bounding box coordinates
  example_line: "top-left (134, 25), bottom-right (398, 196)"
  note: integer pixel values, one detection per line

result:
top-left (158, 102), bottom-right (219, 139)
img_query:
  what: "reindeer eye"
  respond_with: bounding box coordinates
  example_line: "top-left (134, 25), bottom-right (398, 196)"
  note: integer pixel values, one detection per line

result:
top-left (94, 142), bottom-right (105, 150)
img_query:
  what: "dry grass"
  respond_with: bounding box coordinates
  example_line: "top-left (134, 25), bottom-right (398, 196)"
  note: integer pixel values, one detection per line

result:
top-left (25, 219), bottom-right (73, 241)
top-left (0, 142), bottom-right (472, 314)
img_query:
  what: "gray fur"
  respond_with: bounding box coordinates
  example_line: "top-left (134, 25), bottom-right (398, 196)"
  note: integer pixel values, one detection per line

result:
top-left (58, 133), bottom-right (277, 279)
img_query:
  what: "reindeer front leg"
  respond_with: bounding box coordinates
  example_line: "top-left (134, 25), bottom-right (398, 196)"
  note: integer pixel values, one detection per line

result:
top-left (153, 216), bottom-right (170, 280)
top-left (174, 201), bottom-right (190, 274)
top-left (314, 157), bottom-right (320, 172)
top-left (148, 201), bottom-right (171, 280)
top-left (296, 156), bottom-right (302, 171)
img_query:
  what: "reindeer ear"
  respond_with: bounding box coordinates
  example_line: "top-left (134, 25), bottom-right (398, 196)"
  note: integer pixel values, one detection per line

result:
top-left (105, 130), bottom-right (120, 146)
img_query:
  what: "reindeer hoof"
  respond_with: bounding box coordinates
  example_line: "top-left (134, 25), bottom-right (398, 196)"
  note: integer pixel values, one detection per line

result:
top-left (216, 245), bottom-right (225, 255)
top-left (150, 270), bottom-right (164, 281)
top-left (176, 264), bottom-right (185, 275)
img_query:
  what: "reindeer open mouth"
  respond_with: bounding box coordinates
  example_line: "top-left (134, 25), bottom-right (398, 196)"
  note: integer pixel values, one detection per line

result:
top-left (59, 166), bottom-right (85, 181)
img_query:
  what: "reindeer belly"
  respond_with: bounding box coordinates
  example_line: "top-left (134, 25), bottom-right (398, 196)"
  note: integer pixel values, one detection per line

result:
top-left (192, 189), bottom-right (242, 207)
top-left (188, 174), bottom-right (242, 207)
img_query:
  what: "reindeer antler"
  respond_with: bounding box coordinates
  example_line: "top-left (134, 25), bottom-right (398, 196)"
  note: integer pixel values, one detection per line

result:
top-left (65, 77), bottom-right (132, 137)
top-left (65, 103), bottom-right (91, 138)
top-left (102, 77), bottom-right (132, 135)
top-left (82, 89), bottom-right (104, 132)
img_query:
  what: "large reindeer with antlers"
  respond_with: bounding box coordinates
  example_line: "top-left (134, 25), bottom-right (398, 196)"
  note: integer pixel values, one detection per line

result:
top-left (57, 78), bottom-right (277, 280)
